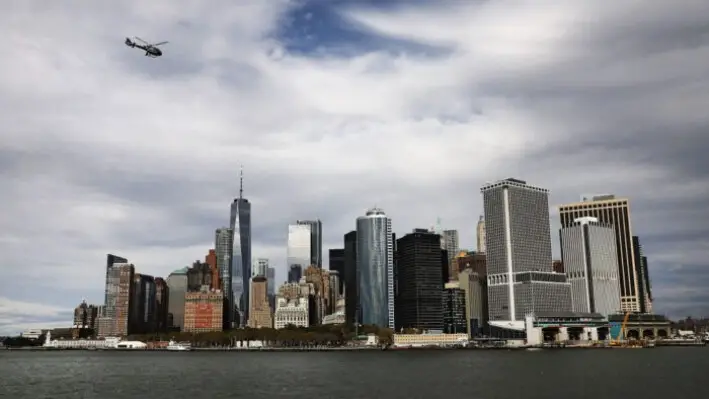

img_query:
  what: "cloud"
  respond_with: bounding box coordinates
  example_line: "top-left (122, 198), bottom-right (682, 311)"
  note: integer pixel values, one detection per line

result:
top-left (1, 0), bottom-right (708, 333)
top-left (0, 298), bottom-right (73, 335)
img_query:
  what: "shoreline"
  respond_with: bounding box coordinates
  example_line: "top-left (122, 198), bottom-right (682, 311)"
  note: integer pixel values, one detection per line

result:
top-left (5, 345), bottom-right (702, 352)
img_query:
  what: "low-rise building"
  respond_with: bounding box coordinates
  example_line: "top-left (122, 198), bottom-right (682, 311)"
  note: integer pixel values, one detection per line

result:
top-left (393, 333), bottom-right (468, 347)
top-left (274, 297), bottom-right (309, 328)
top-left (183, 287), bottom-right (224, 333)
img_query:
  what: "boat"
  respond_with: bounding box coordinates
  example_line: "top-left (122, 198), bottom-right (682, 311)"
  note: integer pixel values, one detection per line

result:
top-left (166, 340), bottom-right (192, 351)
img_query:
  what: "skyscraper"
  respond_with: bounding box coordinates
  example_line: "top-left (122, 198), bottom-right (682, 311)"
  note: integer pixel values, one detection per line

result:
top-left (632, 236), bottom-right (653, 313)
top-left (253, 258), bottom-right (269, 278)
top-left (288, 224), bottom-right (312, 270)
top-left (267, 267), bottom-right (276, 297)
top-left (356, 208), bottom-right (394, 329)
top-left (343, 231), bottom-right (358, 325)
top-left (167, 267), bottom-right (188, 331)
top-left (104, 254), bottom-right (127, 307)
top-left (394, 229), bottom-right (444, 331)
top-left (558, 195), bottom-right (640, 312)
top-left (560, 217), bottom-right (621, 317)
top-left (481, 178), bottom-right (571, 322)
top-left (215, 227), bottom-right (234, 328)
top-left (297, 219), bottom-right (322, 268)
top-left (328, 248), bottom-right (345, 293)
top-left (230, 167), bottom-right (251, 326)
top-left (476, 216), bottom-right (486, 253)
top-left (442, 230), bottom-right (459, 277)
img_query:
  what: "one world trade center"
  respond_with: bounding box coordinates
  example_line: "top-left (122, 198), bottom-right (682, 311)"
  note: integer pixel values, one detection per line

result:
top-left (230, 168), bottom-right (252, 327)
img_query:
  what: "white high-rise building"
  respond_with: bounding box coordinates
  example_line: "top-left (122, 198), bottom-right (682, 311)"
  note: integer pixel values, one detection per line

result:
top-left (253, 258), bottom-right (269, 278)
top-left (560, 217), bottom-right (622, 317)
top-left (481, 178), bottom-right (572, 323)
top-left (356, 207), bottom-right (394, 329)
top-left (287, 224), bottom-right (312, 270)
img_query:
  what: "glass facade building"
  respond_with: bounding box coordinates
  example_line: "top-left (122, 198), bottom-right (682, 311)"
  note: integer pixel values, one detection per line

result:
top-left (356, 208), bottom-right (394, 329)
top-left (297, 219), bottom-right (322, 268)
top-left (481, 178), bottom-right (572, 322)
top-left (288, 224), bottom-right (312, 271)
top-left (215, 228), bottom-right (234, 328)
top-left (230, 195), bottom-right (251, 327)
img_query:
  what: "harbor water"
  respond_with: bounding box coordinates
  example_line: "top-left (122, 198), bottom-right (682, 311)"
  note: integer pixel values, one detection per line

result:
top-left (0, 348), bottom-right (706, 398)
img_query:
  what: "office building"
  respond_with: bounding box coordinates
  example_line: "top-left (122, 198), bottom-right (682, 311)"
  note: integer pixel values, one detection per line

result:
top-left (343, 231), bottom-right (358, 325)
top-left (215, 227), bottom-right (235, 328)
top-left (129, 273), bottom-right (156, 334)
top-left (458, 267), bottom-right (488, 337)
top-left (104, 254), bottom-right (127, 307)
top-left (442, 230), bottom-right (459, 275)
top-left (558, 195), bottom-right (640, 312)
top-left (560, 217), bottom-right (622, 317)
top-left (154, 277), bottom-right (169, 332)
top-left (481, 178), bottom-right (571, 322)
top-left (108, 263), bottom-right (134, 337)
top-left (632, 236), bottom-right (653, 313)
top-left (356, 208), bottom-right (395, 329)
top-left (328, 248), bottom-right (345, 293)
top-left (72, 299), bottom-right (98, 338)
top-left (274, 295), bottom-right (309, 329)
top-left (205, 249), bottom-right (219, 290)
top-left (328, 270), bottom-right (341, 313)
top-left (288, 264), bottom-right (303, 283)
top-left (267, 267), bottom-right (276, 296)
top-left (183, 286), bottom-right (224, 333)
top-left (297, 219), bottom-right (323, 268)
top-left (394, 229), bottom-right (444, 331)
top-left (248, 276), bottom-right (273, 328)
top-left (166, 267), bottom-right (188, 331)
top-left (304, 265), bottom-right (331, 324)
top-left (476, 216), bottom-right (486, 253)
top-left (443, 281), bottom-right (467, 334)
top-left (187, 261), bottom-right (212, 292)
top-left (288, 223), bottom-right (312, 271)
top-left (253, 258), bottom-right (269, 278)
top-left (230, 168), bottom-right (252, 326)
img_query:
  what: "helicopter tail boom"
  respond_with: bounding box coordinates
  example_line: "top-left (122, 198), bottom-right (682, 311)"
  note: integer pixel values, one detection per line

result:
top-left (125, 37), bottom-right (135, 47)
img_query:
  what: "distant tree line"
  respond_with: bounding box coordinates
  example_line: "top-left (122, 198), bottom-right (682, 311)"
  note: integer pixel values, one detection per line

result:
top-left (2, 336), bottom-right (44, 348)
top-left (127, 323), bottom-right (395, 348)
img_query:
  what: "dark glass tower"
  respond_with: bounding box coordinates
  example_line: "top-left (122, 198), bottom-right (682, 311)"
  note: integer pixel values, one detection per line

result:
top-left (230, 167), bottom-right (251, 327)
top-left (344, 231), bottom-right (358, 325)
top-left (394, 229), bottom-right (444, 331)
top-left (329, 248), bottom-right (345, 293)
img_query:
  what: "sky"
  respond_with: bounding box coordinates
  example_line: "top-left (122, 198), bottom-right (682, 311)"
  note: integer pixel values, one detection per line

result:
top-left (1, 0), bottom-right (708, 335)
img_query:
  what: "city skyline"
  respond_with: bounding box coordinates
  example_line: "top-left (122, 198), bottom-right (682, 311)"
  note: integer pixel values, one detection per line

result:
top-left (1, 1), bottom-right (708, 334)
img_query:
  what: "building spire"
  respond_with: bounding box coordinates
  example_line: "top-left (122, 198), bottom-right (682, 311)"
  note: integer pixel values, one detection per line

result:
top-left (239, 165), bottom-right (244, 200)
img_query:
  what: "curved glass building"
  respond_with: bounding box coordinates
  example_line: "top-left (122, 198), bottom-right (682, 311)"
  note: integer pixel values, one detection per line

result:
top-left (356, 208), bottom-right (394, 329)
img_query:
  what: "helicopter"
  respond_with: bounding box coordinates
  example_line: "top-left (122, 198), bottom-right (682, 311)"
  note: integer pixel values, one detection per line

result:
top-left (124, 36), bottom-right (168, 58)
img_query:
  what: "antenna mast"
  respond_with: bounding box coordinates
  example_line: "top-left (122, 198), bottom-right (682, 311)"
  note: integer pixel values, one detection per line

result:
top-left (239, 165), bottom-right (244, 200)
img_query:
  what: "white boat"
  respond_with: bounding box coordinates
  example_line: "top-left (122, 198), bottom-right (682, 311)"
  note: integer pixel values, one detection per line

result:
top-left (166, 340), bottom-right (192, 351)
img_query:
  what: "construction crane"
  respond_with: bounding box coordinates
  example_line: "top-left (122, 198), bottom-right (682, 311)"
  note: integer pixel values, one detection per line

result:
top-left (610, 312), bottom-right (631, 346)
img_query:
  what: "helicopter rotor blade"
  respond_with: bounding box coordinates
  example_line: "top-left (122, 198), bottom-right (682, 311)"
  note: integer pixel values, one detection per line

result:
top-left (134, 36), bottom-right (149, 45)
top-left (153, 41), bottom-right (169, 46)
